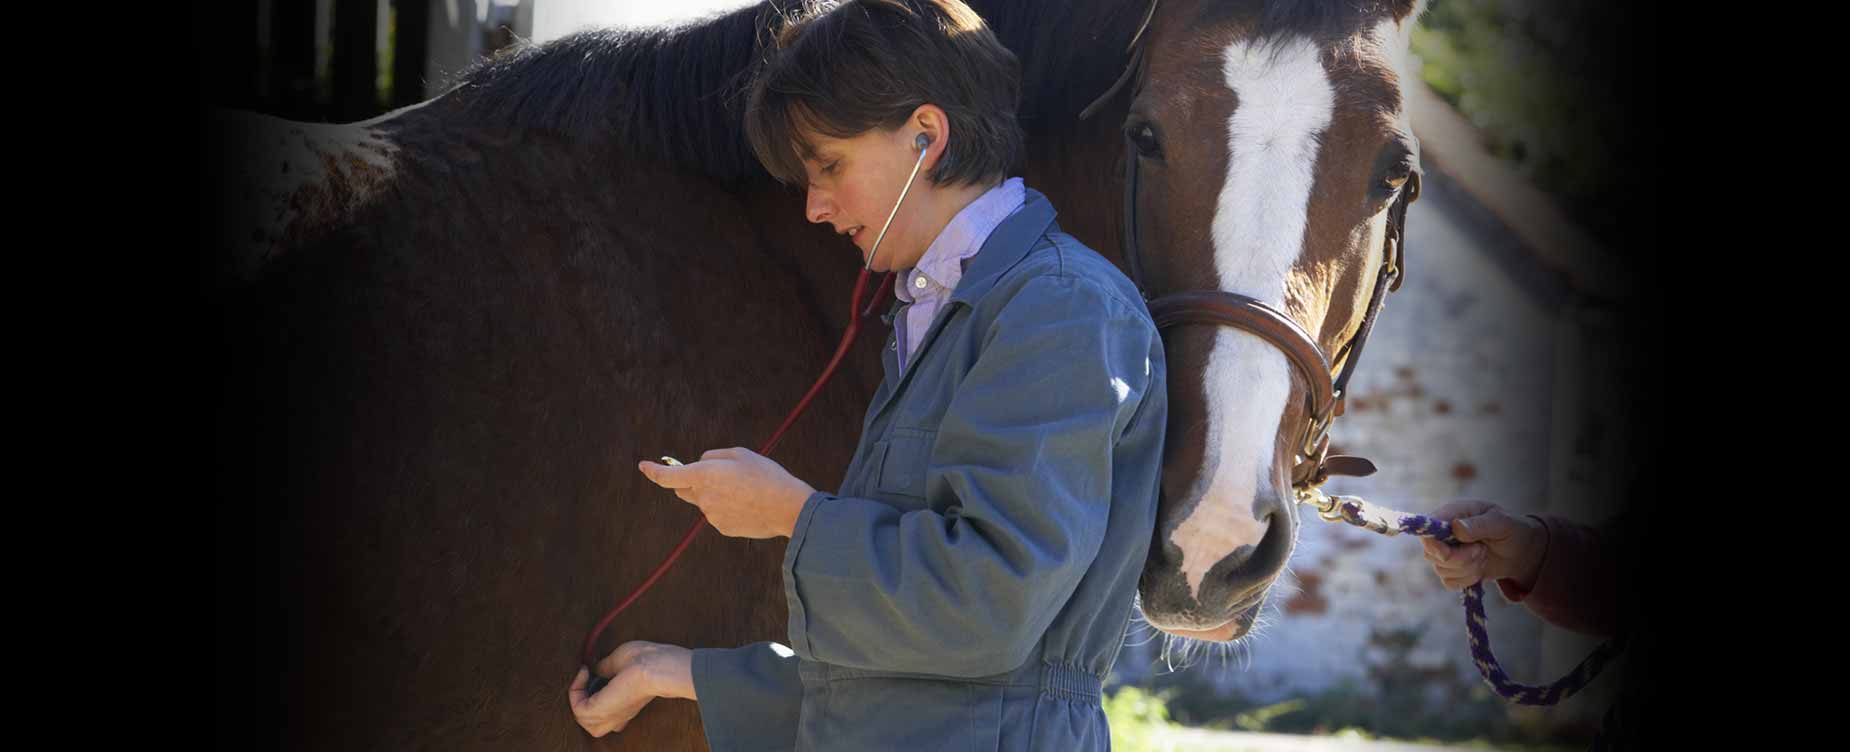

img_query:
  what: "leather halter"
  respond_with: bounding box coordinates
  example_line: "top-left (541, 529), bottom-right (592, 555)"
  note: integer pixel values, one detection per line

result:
top-left (1082, 5), bottom-right (1423, 490)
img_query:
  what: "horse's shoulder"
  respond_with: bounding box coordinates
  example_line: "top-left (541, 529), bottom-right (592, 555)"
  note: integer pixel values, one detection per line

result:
top-left (208, 107), bottom-right (407, 286)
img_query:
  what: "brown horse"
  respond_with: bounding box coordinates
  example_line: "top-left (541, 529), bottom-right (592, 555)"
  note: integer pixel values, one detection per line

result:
top-left (210, 0), bottom-right (1426, 748)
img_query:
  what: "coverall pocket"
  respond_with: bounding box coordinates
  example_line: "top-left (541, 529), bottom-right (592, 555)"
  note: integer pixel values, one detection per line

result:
top-left (875, 427), bottom-right (936, 499)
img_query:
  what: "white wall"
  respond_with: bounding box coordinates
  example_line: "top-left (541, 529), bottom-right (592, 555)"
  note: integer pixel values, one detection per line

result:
top-left (532, 0), bottom-right (759, 42)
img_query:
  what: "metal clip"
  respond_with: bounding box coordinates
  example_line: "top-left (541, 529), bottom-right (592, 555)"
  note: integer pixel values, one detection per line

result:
top-left (1295, 486), bottom-right (1338, 520)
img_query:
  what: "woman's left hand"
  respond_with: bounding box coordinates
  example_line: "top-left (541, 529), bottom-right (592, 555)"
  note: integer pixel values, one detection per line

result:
top-left (638, 447), bottom-right (816, 539)
top-left (568, 641), bottom-right (695, 738)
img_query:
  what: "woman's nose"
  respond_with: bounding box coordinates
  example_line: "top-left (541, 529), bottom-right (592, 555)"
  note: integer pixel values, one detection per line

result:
top-left (805, 188), bottom-right (833, 224)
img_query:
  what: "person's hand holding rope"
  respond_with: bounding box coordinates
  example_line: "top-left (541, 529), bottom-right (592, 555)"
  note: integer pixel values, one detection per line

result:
top-left (1421, 500), bottom-right (1550, 592)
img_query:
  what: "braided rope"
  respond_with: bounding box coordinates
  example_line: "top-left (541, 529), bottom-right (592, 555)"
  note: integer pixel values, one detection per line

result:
top-left (1312, 493), bottom-right (1627, 706)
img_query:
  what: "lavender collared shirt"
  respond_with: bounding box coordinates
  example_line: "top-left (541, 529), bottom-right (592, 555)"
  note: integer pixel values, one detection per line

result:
top-left (893, 177), bottom-right (1026, 372)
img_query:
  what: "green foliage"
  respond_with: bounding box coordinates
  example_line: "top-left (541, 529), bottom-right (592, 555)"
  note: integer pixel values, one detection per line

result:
top-left (1233, 698), bottom-right (1306, 731)
top-left (1106, 677), bottom-right (1588, 751)
top-left (380, 4), bottom-right (396, 106)
top-left (1410, 0), bottom-right (1652, 253)
top-left (1128, 623), bottom-right (1584, 747)
top-left (1103, 685), bottom-right (1181, 752)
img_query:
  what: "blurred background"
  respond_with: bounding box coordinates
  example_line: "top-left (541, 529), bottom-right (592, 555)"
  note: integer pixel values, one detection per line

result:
top-left (194, 2), bottom-right (1659, 749)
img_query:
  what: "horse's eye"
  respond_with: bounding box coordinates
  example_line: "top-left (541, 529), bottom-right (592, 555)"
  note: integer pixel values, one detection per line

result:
top-left (1126, 121), bottom-right (1163, 160)
top-left (1373, 158), bottom-right (1415, 201)
top-left (1374, 138), bottom-right (1417, 198)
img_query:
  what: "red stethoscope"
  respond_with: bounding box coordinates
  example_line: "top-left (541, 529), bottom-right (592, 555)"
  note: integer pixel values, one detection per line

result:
top-left (580, 133), bottom-right (934, 684)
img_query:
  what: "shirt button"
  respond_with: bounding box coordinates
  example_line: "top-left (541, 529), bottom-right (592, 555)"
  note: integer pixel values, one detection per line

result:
top-left (913, 276), bottom-right (928, 289)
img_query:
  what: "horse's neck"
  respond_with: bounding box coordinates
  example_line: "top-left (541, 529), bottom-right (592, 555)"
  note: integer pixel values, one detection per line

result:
top-left (1021, 103), bottom-right (1131, 271)
top-left (972, 0), bottom-right (1146, 124)
top-left (739, 185), bottom-right (886, 384)
top-left (960, 0), bottom-right (1142, 268)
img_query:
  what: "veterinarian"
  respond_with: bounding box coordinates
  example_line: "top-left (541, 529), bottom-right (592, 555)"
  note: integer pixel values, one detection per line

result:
top-left (567, 1), bottom-right (1168, 749)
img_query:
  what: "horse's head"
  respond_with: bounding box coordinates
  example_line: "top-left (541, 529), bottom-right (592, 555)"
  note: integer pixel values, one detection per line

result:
top-left (1104, 0), bottom-right (1427, 642)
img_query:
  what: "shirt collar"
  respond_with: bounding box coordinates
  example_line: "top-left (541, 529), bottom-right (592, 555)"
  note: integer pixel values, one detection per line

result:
top-left (895, 177), bottom-right (1026, 303)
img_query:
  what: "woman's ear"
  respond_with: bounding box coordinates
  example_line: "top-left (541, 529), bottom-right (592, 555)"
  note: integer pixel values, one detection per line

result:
top-left (910, 104), bottom-right (949, 166)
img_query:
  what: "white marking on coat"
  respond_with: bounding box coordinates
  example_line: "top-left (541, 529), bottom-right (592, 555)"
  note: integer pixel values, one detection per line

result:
top-left (1169, 35), bottom-right (1333, 600)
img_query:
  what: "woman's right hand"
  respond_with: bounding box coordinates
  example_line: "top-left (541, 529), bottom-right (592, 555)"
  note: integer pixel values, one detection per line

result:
top-left (1421, 500), bottom-right (1549, 592)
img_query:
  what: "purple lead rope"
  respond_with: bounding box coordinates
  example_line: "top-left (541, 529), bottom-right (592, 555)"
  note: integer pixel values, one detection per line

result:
top-left (1305, 492), bottom-right (1628, 707)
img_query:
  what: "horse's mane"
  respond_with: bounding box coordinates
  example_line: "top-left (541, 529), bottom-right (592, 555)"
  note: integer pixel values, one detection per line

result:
top-left (443, 5), bottom-right (774, 181)
top-left (1205, 0), bottom-right (1424, 55)
top-left (438, 1), bottom-right (1147, 182)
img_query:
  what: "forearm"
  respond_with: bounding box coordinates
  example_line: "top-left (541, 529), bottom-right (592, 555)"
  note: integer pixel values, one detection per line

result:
top-left (650, 648), bottom-right (697, 701)
top-left (1494, 514), bottom-right (1623, 637)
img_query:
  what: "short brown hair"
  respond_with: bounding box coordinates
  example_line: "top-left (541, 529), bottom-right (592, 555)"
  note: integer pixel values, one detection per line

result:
top-left (744, 0), bottom-right (1024, 188)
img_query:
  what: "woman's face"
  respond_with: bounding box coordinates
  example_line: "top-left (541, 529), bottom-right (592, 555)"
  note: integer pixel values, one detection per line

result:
top-left (800, 125), bottom-right (934, 272)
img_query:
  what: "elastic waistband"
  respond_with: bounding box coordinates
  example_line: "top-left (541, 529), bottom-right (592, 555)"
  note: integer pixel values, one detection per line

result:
top-left (1040, 664), bottom-right (1103, 704)
top-left (987, 658), bottom-right (1102, 705)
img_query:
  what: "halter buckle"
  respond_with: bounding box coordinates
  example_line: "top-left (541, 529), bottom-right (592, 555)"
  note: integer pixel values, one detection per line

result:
top-left (1300, 402), bottom-right (1335, 461)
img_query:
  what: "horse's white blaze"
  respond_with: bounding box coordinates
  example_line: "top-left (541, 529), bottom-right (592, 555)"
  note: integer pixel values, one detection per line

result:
top-left (1168, 36), bottom-right (1333, 602)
